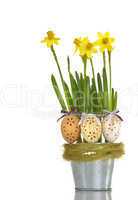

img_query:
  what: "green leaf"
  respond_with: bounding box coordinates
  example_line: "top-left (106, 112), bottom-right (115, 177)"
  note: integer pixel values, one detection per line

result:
top-left (97, 73), bottom-right (103, 111)
top-left (91, 83), bottom-right (95, 112)
top-left (97, 73), bottom-right (103, 93)
top-left (103, 67), bottom-right (108, 94)
top-left (103, 67), bottom-right (109, 110)
top-left (112, 88), bottom-right (114, 111)
top-left (92, 77), bottom-right (96, 91)
top-left (97, 92), bottom-right (103, 112)
top-left (80, 73), bottom-right (84, 91)
top-left (70, 72), bottom-right (85, 112)
top-left (67, 56), bottom-right (70, 72)
top-left (67, 57), bottom-right (84, 111)
top-left (86, 76), bottom-right (91, 112)
top-left (69, 72), bottom-right (79, 106)
top-left (51, 74), bottom-right (67, 110)
top-left (74, 72), bottom-right (84, 112)
top-left (111, 89), bottom-right (118, 111)
top-left (114, 91), bottom-right (118, 110)
top-left (91, 78), bottom-right (99, 112)
top-left (75, 71), bottom-right (81, 89)
top-left (63, 80), bottom-right (74, 110)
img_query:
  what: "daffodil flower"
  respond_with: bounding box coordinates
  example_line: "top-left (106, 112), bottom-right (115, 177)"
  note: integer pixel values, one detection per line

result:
top-left (96, 32), bottom-right (115, 111)
top-left (74, 37), bottom-right (97, 59)
top-left (79, 38), bottom-right (97, 58)
top-left (74, 37), bottom-right (97, 111)
top-left (96, 32), bottom-right (115, 52)
top-left (74, 37), bottom-right (82, 52)
top-left (41, 31), bottom-right (118, 114)
top-left (41, 31), bottom-right (60, 48)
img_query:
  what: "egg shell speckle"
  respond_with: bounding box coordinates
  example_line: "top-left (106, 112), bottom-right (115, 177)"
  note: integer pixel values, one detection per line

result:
top-left (61, 115), bottom-right (81, 144)
top-left (103, 114), bottom-right (122, 142)
top-left (81, 115), bottom-right (102, 143)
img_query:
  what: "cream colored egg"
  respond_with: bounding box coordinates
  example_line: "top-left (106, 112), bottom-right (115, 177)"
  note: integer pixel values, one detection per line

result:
top-left (103, 114), bottom-right (122, 142)
top-left (61, 115), bottom-right (81, 144)
top-left (81, 115), bottom-right (102, 143)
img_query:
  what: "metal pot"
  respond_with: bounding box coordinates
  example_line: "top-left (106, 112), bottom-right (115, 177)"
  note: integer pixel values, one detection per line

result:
top-left (75, 191), bottom-right (112, 200)
top-left (71, 159), bottom-right (114, 191)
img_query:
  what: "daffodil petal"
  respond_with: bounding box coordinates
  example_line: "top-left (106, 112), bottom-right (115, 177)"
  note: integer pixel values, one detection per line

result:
top-left (41, 31), bottom-right (60, 48)
top-left (97, 32), bottom-right (103, 39)
top-left (105, 32), bottom-right (110, 37)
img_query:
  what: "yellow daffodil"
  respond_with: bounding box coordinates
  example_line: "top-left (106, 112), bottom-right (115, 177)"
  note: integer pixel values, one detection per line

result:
top-left (74, 37), bottom-right (97, 59)
top-left (96, 32), bottom-right (115, 52)
top-left (74, 37), bottom-right (82, 52)
top-left (41, 31), bottom-right (60, 48)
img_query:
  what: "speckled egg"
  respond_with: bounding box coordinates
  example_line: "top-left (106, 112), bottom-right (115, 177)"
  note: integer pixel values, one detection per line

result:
top-left (61, 115), bottom-right (81, 144)
top-left (102, 114), bottom-right (122, 142)
top-left (81, 115), bottom-right (102, 143)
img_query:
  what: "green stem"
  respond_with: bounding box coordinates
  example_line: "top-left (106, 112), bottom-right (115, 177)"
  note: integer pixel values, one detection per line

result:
top-left (67, 56), bottom-right (70, 72)
top-left (82, 57), bottom-right (87, 112)
top-left (50, 46), bottom-right (73, 110)
top-left (90, 58), bottom-right (97, 92)
top-left (51, 45), bottom-right (64, 84)
top-left (102, 51), bottom-right (109, 111)
top-left (103, 51), bottom-right (106, 68)
top-left (108, 51), bottom-right (112, 111)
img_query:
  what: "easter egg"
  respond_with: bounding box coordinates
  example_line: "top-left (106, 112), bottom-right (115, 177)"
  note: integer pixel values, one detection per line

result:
top-left (61, 115), bottom-right (81, 144)
top-left (102, 114), bottom-right (122, 142)
top-left (81, 115), bottom-right (102, 143)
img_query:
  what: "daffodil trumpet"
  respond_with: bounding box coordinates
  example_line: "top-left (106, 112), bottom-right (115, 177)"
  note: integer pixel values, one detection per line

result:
top-left (41, 31), bottom-right (60, 47)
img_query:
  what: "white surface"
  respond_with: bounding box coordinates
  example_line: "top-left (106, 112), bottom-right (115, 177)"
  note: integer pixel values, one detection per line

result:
top-left (0, 0), bottom-right (137, 199)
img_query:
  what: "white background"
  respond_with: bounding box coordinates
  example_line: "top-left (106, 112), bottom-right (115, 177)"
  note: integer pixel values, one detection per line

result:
top-left (0, 0), bottom-right (137, 199)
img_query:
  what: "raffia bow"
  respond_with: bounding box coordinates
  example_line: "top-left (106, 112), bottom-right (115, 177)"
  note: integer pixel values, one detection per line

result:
top-left (57, 107), bottom-right (81, 122)
top-left (103, 110), bottom-right (123, 121)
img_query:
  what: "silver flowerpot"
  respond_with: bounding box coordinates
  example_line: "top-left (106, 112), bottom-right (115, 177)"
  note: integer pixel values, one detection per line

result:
top-left (71, 159), bottom-right (114, 191)
top-left (75, 191), bottom-right (112, 200)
